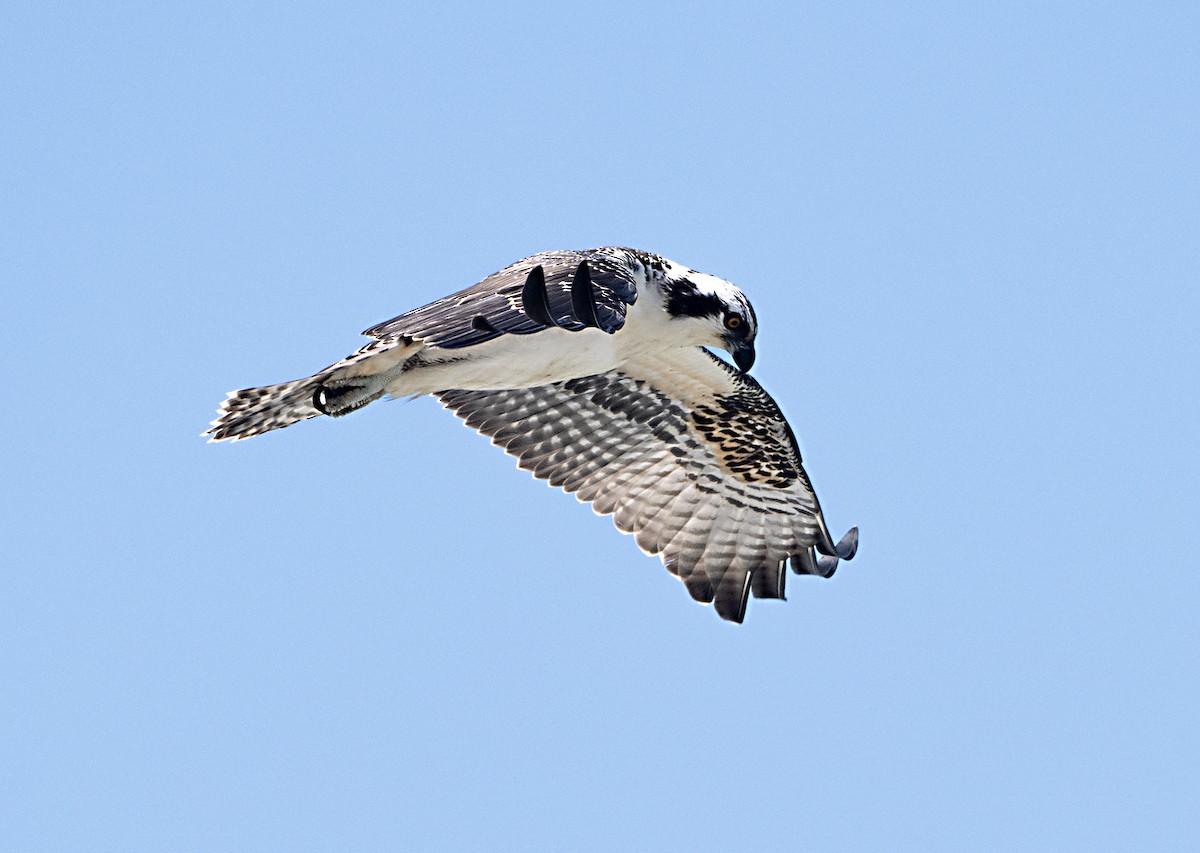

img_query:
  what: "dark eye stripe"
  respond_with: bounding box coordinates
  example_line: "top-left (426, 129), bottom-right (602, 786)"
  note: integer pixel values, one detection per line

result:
top-left (665, 279), bottom-right (725, 318)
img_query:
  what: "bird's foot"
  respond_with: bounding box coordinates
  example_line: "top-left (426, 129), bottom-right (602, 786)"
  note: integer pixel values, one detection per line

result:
top-left (313, 375), bottom-right (386, 416)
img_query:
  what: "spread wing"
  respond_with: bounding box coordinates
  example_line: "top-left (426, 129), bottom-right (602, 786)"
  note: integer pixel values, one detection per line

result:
top-left (363, 248), bottom-right (641, 349)
top-left (438, 347), bottom-right (858, 622)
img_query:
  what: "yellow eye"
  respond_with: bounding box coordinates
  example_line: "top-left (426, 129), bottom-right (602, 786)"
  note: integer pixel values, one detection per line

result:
top-left (725, 314), bottom-right (743, 330)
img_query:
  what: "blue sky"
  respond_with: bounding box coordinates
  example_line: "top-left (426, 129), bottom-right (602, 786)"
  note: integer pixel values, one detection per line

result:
top-left (2, 1), bottom-right (1197, 850)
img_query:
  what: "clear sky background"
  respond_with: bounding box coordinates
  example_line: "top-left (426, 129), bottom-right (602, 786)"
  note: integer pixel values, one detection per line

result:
top-left (2, 2), bottom-right (1197, 850)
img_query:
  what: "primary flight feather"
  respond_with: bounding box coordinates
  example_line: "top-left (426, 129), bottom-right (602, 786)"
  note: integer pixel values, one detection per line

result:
top-left (206, 246), bottom-right (858, 622)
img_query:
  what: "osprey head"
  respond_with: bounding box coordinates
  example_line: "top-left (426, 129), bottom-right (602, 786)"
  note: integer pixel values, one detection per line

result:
top-left (663, 271), bottom-right (758, 372)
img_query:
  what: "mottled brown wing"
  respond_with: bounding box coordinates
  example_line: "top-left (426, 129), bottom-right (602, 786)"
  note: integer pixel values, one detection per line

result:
top-left (437, 347), bottom-right (857, 622)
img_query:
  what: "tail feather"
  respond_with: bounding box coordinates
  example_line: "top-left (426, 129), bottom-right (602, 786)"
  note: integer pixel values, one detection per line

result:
top-left (206, 336), bottom-right (416, 442)
top-left (205, 376), bottom-right (327, 442)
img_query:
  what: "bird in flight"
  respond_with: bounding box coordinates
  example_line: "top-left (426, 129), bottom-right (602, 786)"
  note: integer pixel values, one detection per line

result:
top-left (206, 246), bottom-right (857, 622)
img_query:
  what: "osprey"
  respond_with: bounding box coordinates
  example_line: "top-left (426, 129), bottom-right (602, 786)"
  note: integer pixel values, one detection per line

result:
top-left (207, 247), bottom-right (858, 622)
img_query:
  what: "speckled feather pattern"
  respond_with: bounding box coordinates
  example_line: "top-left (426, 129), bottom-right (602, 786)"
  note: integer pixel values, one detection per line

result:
top-left (439, 347), bottom-right (840, 622)
top-left (206, 246), bottom-right (856, 620)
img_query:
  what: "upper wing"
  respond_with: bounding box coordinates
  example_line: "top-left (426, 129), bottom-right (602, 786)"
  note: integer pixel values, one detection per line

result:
top-left (438, 347), bottom-right (857, 622)
top-left (363, 248), bottom-right (642, 349)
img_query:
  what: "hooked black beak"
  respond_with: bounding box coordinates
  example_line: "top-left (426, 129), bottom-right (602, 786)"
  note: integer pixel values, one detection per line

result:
top-left (732, 341), bottom-right (756, 373)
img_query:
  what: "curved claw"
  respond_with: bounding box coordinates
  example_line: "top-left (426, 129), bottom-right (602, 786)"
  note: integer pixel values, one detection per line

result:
top-left (815, 555), bottom-right (840, 578)
top-left (790, 548), bottom-right (819, 575)
top-left (792, 549), bottom-right (820, 578)
top-left (520, 265), bottom-right (557, 327)
top-left (570, 260), bottom-right (601, 329)
top-left (790, 547), bottom-right (841, 579)
top-left (796, 526), bottom-right (857, 579)
top-left (815, 516), bottom-right (860, 559)
top-left (471, 315), bottom-right (497, 333)
top-left (834, 527), bottom-right (858, 560)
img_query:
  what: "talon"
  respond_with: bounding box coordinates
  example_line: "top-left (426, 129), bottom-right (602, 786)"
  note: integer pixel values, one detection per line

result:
top-left (313, 377), bottom-right (383, 417)
top-left (520, 265), bottom-right (558, 327)
top-left (570, 260), bottom-right (601, 329)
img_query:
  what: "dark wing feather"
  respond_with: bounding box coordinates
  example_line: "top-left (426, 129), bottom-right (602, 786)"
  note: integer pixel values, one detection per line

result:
top-left (438, 347), bottom-right (856, 622)
top-left (362, 248), bottom-right (641, 349)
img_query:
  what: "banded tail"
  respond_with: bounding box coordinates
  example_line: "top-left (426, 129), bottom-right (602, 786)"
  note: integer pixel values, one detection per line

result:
top-left (205, 375), bottom-right (325, 442)
top-left (205, 337), bottom-right (413, 441)
top-left (206, 371), bottom-right (398, 441)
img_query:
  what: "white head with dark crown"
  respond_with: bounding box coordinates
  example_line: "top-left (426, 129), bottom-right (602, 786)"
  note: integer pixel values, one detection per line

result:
top-left (659, 266), bottom-right (758, 372)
